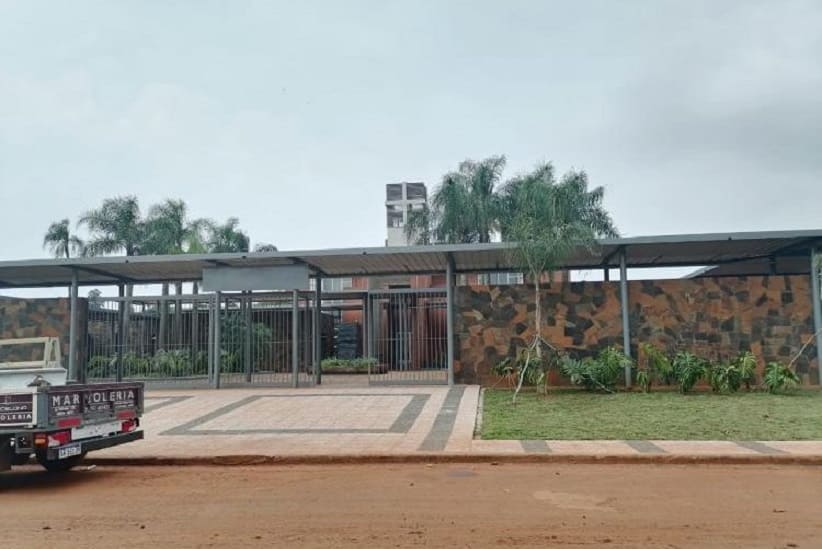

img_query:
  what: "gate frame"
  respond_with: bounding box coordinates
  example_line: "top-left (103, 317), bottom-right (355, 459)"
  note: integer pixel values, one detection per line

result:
top-left (365, 287), bottom-right (452, 386)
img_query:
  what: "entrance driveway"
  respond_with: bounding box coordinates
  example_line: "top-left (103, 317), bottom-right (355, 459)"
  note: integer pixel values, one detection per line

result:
top-left (96, 385), bottom-right (480, 458)
top-left (94, 385), bottom-right (822, 461)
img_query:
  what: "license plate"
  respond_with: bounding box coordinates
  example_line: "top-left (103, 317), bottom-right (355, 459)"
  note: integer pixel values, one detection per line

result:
top-left (58, 443), bottom-right (82, 459)
top-left (72, 420), bottom-right (121, 440)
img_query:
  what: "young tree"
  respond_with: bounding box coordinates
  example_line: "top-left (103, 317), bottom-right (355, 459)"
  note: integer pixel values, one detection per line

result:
top-left (500, 166), bottom-right (618, 401)
top-left (43, 218), bottom-right (84, 258)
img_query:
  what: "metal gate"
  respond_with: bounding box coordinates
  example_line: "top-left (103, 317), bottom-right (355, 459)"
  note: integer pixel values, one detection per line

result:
top-left (366, 289), bottom-right (448, 385)
top-left (217, 292), bottom-right (315, 387)
top-left (85, 293), bottom-right (214, 388)
top-left (84, 291), bottom-right (317, 388)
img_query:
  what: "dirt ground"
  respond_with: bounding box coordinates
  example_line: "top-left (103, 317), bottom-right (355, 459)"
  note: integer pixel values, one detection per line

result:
top-left (0, 463), bottom-right (819, 548)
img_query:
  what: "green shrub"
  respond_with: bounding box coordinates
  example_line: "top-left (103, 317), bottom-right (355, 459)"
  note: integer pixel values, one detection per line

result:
top-left (87, 355), bottom-right (116, 378)
top-left (671, 351), bottom-right (707, 394)
top-left (763, 362), bottom-right (800, 394)
top-left (706, 351), bottom-right (758, 393)
top-left (492, 348), bottom-right (552, 390)
top-left (321, 357), bottom-right (378, 371)
top-left (559, 346), bottom-right (631, 392)
top-left (637, 343), bottom-right (674, 392)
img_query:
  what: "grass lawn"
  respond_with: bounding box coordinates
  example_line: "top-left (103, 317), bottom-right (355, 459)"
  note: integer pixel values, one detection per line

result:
top-left (481, 389), bottom-right (822, 440)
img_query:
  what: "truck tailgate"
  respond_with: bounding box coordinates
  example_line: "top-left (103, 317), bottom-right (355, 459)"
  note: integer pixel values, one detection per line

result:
top-left (47, 383), bottom-right (144, 427)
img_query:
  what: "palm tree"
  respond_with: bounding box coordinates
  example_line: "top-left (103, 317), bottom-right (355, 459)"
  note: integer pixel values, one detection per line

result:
top-left (43, 219), bottom-right (84, 258)
top-left (142, 199), bottom-right (213, 346)
top-left (406, 156), bottom-right (506, 244)
top-left (78, 196), bottom-right (144, 257)
top-left (500, 164), bottom-right (618, 400)
top-left (142, 199), bottom-right (210, 256)
top-left (207, 217), bottom-right (250, 253)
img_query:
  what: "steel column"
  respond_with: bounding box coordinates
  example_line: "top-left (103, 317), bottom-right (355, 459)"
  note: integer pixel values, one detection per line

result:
top-left (361, 294), bottom-right (368, 358)
top-left (158, 284), bottom-right (168, 350)
top-left (68, 270), bottom-right (79, 382)
top-left (313, 277), bottom-right (322, 385)
top-left (811, 248), bottom-right (822, 384)
top-left (116, 283), bottom-right (126, 382)
top-left (213, 291), bottom-right (222, 389)
top-left (244, 293), bottom-right (252, 382)
top-left (619, 249), bottom-right (632, 387)
top-left (446, 254), bottom-right (455, 386)
top-left (292, 289), bottom-right (299, 388)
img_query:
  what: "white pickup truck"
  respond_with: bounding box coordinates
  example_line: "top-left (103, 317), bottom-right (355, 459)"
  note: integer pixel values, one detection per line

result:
top-left (0, 337), bottom-right (144, 472)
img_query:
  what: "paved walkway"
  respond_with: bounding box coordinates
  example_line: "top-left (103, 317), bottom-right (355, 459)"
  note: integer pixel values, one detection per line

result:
top-left (94, 386), bottom-right (822, 461)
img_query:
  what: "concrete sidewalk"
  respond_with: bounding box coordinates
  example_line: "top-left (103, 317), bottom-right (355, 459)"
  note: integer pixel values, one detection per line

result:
top-left (92, 386), bottom-right (822, 463)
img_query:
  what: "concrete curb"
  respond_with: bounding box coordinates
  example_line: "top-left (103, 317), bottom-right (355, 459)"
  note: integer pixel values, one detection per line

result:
top-left (86, 453), bottom-right (822, 467)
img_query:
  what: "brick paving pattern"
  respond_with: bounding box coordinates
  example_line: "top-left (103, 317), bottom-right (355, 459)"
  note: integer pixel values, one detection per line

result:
top-left (93, 386), bottom-right (822, 460)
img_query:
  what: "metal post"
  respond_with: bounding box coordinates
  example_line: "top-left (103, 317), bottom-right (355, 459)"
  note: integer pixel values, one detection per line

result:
top-left (619, 249), bottom-right (632, 387)
top-left (313, 276), bottom-right (322, 385)
top-left (68, 270), bottom-right (79, 383)
top-left (361, 293), bottom-right (368, 358)
top-left (116, 283), bottom-right (126, 382)
top-left (446, 254), bottom-right (455, 386)
top-left (244, 292), bottom-right (252, 382)
top-left (292, 289), bottom-right (299, 388)
top-left (207, 295), bottom-right (215, 385)
top-left (213, 291), bottom-right (222, 389)
top-left (158, 284), bottom-right (168, 350)
top-left (811, 248), bottom-right (822, 384)
top-left (603, 268), bottom-right (610, 282)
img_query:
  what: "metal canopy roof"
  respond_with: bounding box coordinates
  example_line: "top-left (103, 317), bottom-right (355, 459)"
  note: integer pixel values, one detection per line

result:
top-left (0, 229), bottom-right (820, 288)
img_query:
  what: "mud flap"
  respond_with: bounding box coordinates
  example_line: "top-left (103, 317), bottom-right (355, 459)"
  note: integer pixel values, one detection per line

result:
top-left (0, 436), bottom-right (11, 472)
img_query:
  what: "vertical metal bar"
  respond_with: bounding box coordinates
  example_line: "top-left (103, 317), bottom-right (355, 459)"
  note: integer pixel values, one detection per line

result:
top-left (116, 284), bottom-right (125, 382)
top-left (292, 289), bottom-right (299, 388)
top-left (619, 248), bottom-right (632, 387)
top-left (302, 296), bottom-right (310, 380)
top-left (446, 255), bottom-right (455, 386)
top-left (244, 293), bottom-right (252, 382)
top-left (811, 248), bottom-right (822, 385)
top-left (361, 293), bottom-right (368, 358)
top-left (314, 277), bottom-right (322, 385)
top-left (158, 284), bottom-right (168, 350)
top-left (68, 270), bottom-right (79, 383)
top-left (207, 296), bottom-right (214, 384)
top-left (603, 268), bottom-right (610, 281)
top-left (213, 291), bottom-right (222, 389)
top-left (191, 296), bottom-right (200, 373)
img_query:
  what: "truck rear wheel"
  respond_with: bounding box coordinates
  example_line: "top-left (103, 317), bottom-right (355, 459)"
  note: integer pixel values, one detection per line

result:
top-left (35, 451), bottom-right (87, 473)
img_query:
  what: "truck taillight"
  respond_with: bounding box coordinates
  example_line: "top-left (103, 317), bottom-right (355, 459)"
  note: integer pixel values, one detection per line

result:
top-left (121, 419), bottom-right (138, 433)
top-left (34, 433), bottom-right (48, 448)
top-left (47, 430), bottom-right (71, 448)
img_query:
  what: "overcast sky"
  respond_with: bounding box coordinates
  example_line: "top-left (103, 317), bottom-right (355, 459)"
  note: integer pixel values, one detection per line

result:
top-left (1, 0), bottom-right (820, 265)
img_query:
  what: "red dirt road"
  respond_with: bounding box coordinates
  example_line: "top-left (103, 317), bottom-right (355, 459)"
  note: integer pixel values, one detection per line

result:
top-left (1, 463), bottom-right (819, 548)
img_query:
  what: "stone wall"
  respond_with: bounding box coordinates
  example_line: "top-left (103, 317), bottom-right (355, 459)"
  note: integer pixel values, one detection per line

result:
top-left (0, 296), bottom-right (88, 368)
top-left (454, 275), bottom-right (819, 385)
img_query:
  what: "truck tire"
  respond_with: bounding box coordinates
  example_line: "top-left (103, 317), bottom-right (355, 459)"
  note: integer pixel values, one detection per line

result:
top-left (35, 451), bottom-right (87, 473)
